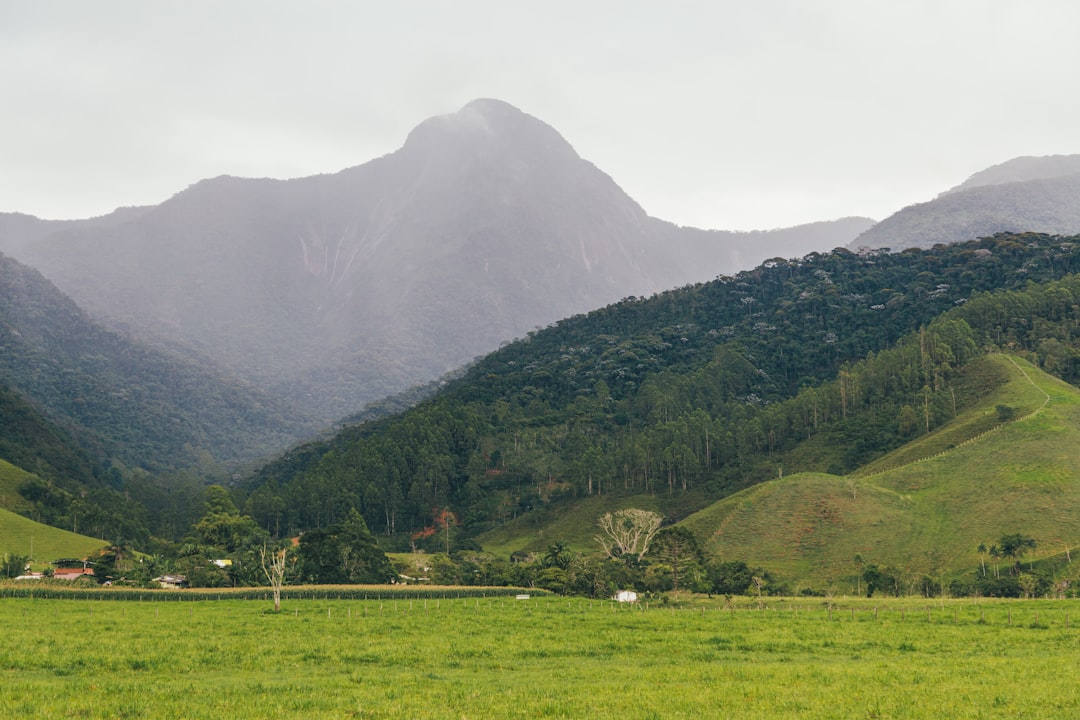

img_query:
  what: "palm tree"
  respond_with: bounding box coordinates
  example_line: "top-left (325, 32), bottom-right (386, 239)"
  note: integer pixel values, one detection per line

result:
top-left (989, 545), bottom-right (1001, 579)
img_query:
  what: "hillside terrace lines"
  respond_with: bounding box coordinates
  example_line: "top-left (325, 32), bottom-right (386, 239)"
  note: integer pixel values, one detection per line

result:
top-left (851, 355), bottom-right (1053, 483)
top-left (1006, 354), bottom-right (1052, 415)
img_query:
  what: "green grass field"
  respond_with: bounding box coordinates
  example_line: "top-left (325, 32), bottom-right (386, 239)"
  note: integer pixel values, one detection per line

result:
top-left (2, 594), bottom-right (1079, 718)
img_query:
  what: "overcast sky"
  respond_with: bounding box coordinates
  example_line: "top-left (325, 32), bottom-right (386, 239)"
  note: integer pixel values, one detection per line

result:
top-left (2, 1), bottom-right (1078, 230)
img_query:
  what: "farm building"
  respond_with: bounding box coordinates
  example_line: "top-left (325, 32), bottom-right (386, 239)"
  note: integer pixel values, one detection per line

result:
top-left (152, 574), bottom-right (189, 589)
top-left (14, 572), bottom-right (45, 581)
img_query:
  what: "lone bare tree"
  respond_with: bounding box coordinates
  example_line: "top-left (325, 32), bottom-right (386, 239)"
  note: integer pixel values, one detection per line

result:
top-left (261, 544), bottom-right (288, 612)
top-left (596, 509), bottom-right (663, 560)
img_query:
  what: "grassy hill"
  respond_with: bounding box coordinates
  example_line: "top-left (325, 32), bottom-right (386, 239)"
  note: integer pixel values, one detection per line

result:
top-left (0, 458), bottom-right (108, 563)
top-left (680, 355), bottom-right (1080, 589)
top-left (0, 503), bottom-right (107, 564)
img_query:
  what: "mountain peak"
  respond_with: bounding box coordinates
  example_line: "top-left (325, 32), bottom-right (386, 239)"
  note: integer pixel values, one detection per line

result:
top-left (459, 97), bottom-right (525, 118)
top-left (401, 98), bottom-right (579, 163)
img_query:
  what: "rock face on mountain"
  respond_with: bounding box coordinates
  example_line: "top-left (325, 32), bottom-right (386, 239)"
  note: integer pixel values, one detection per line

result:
top-left (851, 155), bottom-right (1080, 251)
top-left (0, 99), bottom-right (870, 423)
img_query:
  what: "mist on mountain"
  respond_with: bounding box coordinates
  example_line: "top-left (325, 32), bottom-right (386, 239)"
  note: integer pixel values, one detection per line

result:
top-left (0, 99), bottom-right (870, 423)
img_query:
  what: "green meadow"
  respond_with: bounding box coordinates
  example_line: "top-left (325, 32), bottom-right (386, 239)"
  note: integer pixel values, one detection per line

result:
top-left (3, 594), bottom-right (1080, 718)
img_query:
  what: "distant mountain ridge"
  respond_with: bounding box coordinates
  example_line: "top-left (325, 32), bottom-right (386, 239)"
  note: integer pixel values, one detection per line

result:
top-left (851, 154), bottom-right (1080, 251)
top-left (942, 153), bottom-right (1080, 194)
top-left (0, 99), bottom-right (871, 424)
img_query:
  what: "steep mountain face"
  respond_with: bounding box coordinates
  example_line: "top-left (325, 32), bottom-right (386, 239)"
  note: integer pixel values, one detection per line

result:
top-left (851, 155), bottom-right (1080, 251)
top-left (0, 252), bottom-right (314, 469)
top-left (0, 99), bottom-right (870, 423)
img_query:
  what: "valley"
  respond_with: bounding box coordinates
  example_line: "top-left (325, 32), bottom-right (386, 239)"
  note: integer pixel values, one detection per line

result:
top-left (0, 101), bottom-right (1078, 600)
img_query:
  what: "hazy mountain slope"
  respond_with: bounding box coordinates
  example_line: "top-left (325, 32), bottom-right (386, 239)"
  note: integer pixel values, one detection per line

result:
top-left (943, 153), bottom-right (1080, 193)
top-left (0, 381), bottom-right (98, 490)
top-left (0, 99), bottom-right (870, 423)
top-left (0, 252), bottom-right (314, 469)
top-left (681, 355), bottom-right (1080, 587)
top-left (850, 156), bottom-right (1080, 251)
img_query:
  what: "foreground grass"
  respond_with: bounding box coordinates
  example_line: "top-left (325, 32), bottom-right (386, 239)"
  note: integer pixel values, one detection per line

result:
top-left (2, 595), bottom-right (1080, 718)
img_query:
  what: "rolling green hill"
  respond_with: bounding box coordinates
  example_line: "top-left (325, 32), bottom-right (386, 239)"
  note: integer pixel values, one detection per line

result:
top-left (0, 502), bottom-right (107, 564)
top-left (680, 355), bottom-right (1080, 589)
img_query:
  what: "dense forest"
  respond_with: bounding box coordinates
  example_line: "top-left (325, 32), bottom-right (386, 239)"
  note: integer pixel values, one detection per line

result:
top-left (241, 233), bottom-right (1080, 548)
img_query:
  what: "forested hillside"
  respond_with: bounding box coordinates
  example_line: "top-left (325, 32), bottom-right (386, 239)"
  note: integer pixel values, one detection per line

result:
top-left (242, 233), bottom-right (1080, 548)
top-left (0, 251), bottom-right (328, 544)
top-left (0, 382), bottom-right (152, 544)
top-left (683, 354), bottom-right (1080, 593)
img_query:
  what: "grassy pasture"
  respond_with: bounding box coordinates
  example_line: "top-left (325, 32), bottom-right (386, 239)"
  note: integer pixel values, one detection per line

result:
top-left (0, 504), bottom-right (107, 563)
top-left (683, 355), bottom-right (1080, 587)
top-left (2, 594), bottom-right (1080, 718)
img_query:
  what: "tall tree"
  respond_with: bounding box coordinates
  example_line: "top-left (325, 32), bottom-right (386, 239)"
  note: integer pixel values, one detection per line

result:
top-left (298, 509), bottom-right (393, 584)
top-left (650, 526), bottom-right (703, 593)
top-left (260, 543), bottom-right (288, 612)
top-left (595, 509), bottom-right (663, 560)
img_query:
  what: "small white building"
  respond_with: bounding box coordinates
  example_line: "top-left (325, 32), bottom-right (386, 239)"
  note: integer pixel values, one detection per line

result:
top-left (614, 590), bottom-right (638, 603)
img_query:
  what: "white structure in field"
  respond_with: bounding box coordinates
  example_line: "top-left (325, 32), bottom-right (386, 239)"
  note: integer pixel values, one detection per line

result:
top-left (614, 590), bottom-right (638, 603)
